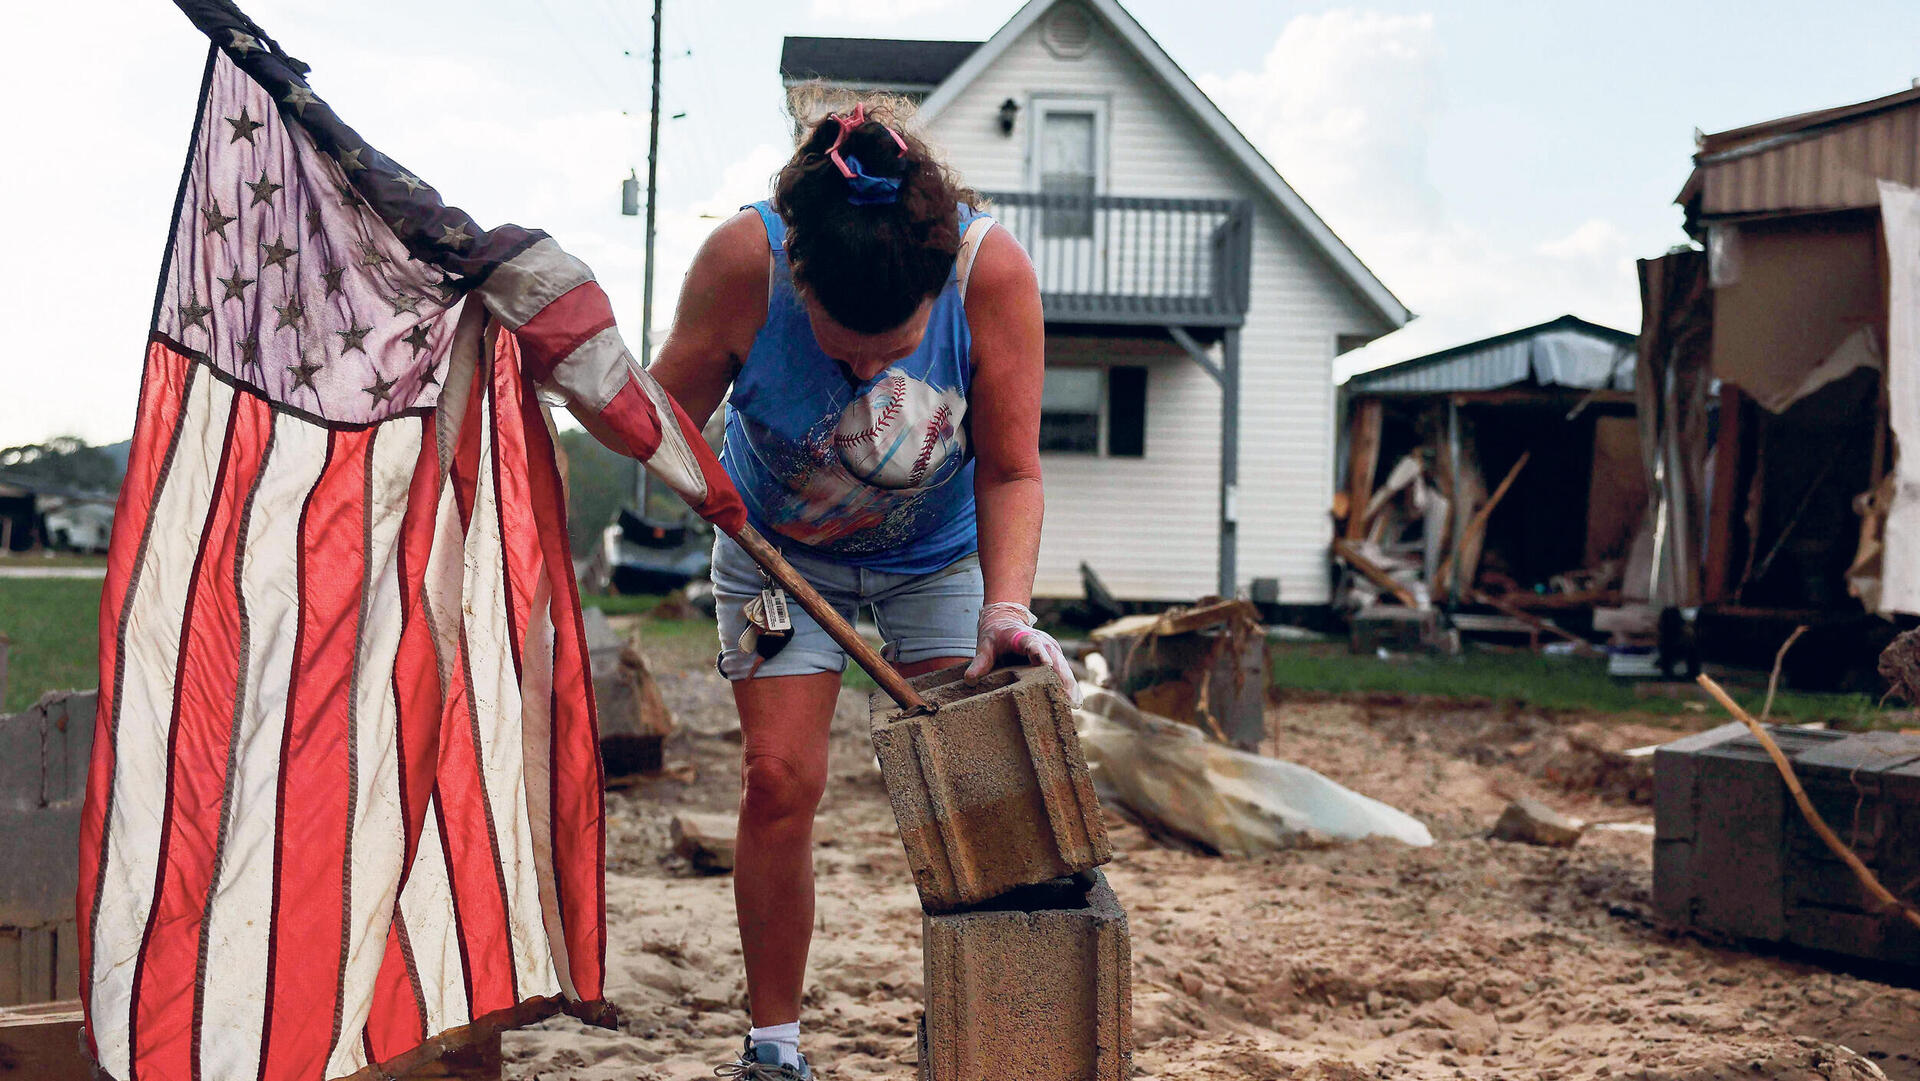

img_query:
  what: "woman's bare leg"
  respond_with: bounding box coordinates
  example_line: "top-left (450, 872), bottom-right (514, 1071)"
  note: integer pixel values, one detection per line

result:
top-left (731, 655), bottom-right (970, 1026)
top-left (732, 670), bottom-right (841, 1027)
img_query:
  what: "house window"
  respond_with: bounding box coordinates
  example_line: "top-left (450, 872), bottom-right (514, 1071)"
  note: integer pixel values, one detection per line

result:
top-left (1039, 366), bottom-right (1147, 457)
top-left (1038, 110), bottom-right (1097, 238)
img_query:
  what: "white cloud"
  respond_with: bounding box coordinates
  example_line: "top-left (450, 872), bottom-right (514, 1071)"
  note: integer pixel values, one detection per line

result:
top-left (1200, 10), bottom-right (1649, 382)
top-left (808, 0), bottom-right (969, 22)
top-left (1201, 11), bottom-right (1445, 235)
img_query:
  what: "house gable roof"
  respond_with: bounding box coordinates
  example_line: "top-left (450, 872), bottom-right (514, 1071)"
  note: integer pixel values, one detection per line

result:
top-left (780, 36), bottom-right (982, 92)
top-left (917, 0), bottom-right (1411, 329)
top-left (1345, 314), bottom-right (1635, 395)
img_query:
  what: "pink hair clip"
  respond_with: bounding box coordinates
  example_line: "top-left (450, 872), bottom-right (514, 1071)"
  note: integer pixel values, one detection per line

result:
top-left (824, 103), bottom-right (908, 180)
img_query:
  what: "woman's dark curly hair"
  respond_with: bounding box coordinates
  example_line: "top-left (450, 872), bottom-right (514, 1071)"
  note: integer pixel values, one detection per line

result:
top-left (773, 96), bottom-right (979, 335)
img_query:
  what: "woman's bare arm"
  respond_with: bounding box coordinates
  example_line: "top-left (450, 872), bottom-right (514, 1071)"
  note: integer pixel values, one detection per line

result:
top-left (964, 226), bottom-right (1047, 608)
top-left (645, 209), bottom-right (770, 429)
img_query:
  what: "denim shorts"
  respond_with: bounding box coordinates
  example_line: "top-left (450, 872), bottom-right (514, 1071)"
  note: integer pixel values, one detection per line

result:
top-left (711, 532), bottom-right (983, 680)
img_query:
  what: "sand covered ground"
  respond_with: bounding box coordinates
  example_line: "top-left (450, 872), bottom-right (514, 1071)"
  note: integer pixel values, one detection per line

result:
top-left (503, 624), bottom-right (1918, 1080)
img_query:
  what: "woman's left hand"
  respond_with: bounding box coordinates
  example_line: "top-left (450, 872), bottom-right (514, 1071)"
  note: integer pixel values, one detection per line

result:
top-left (963, 601), bottom-right (1082, 705)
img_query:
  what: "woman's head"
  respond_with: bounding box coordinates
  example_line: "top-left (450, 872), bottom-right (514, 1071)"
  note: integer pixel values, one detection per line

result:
top-left (773, 96), bottom-right (976, 365)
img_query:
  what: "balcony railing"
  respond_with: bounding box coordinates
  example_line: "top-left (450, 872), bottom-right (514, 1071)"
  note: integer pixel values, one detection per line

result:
top-left (981, 191), bottom-right (1254, 326)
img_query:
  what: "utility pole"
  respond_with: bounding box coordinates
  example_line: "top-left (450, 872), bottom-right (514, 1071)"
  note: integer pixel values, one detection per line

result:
top-left (642, 0), bottom-right (663, 371)
top-left (636, 0), bottom-right (664, 515)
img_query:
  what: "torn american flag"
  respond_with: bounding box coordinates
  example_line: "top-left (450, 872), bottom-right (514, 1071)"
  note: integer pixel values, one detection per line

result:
top-left (77, 2), bottom-right (746, 1079)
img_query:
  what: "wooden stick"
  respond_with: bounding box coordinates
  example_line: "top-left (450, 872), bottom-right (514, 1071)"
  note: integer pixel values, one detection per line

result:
top-left (1694, 673), bottom-right (1920, 933)
top-left (1435, 451), bottom-right (1530, 593)
top-left (1333, 538), bottom-right (1421, 608)
top-left (730, 524), bottom-right (930, 713)
top-left (1761, 624), bottom-right (1808, 720)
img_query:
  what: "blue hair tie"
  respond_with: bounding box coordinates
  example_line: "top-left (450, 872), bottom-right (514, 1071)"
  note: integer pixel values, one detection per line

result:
top-left (842, 155), bottom-right (901, 206)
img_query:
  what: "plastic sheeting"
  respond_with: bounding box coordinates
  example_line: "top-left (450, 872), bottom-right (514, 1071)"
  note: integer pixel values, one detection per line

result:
top-left (1073, 687), bottom-right (1433, 856)
top-left (1879, 181), bottom-right (1920, 616)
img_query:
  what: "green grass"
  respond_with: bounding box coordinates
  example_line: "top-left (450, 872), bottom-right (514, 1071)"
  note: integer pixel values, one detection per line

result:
top-left (0, 577), bottom-right (103, 712)
top-left (1267, 641), bottom-right (1891, 726)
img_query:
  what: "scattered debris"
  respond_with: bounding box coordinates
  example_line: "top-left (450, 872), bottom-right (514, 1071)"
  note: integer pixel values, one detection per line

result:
top-left (669, 812), bottom-right (738, 874)
top-left (1489, 796), bottom-right (1584, 847)
top-left (582, 607), bottom-right (675, 779)
top-left (1089, 599), bottom-right (1267, 748)
top-left (1878, 626), bottom-right (1920, 705)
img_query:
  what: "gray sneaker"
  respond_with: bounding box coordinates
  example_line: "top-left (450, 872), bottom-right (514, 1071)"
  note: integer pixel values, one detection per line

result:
top-left (713, 1037), bottom-right (814, 1080)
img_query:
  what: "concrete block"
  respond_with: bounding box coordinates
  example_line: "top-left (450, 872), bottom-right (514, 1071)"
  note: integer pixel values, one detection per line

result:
top-left (0, 999), bottom-right (90, 1081)
top-left (870, 666), bottom-right (1109, 912)
top-left (0, 691), bottom-right (97, 812)
top-left (921, 871), bottom-right (1131, 1081)
top-left (0, 921), bottom-right (75, 1008)
top-left (1654, 722), bottom-right (1920, 969)
top-left (0, 808), bottom-right (83, 928)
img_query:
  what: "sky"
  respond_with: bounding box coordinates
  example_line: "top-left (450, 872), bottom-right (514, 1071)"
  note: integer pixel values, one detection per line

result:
top-left (3, 0), bottom-right (1917, 446)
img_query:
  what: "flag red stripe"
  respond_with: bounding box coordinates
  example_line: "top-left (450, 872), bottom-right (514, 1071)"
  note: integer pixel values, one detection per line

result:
top-left (512, 348), bottom-right (608, 1000)
top-left (391, 419), bottom-right (445, 878)
top-left (596, 379), bottom-right (749, 535)
top-left (365, 915), bottom-right (427, 1062)
top-left (258, 429), bottom-right (372, 1081)
top-left (511, 281), bottom-right (617, 384)
top-left (666, 390), bottom-right (749, 536)
top-left (363, 415), bottom-right (444, 1059)
top-left (128, 390), bottom-right (272, 1078)
top-left (80, 343), bottom-right (196, 1059)
top-left (489, 345), bottom-right (536, 690)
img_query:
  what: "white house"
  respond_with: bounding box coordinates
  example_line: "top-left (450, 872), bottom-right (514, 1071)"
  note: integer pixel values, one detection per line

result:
top-left (780, 0), bottom-right (1410, 604)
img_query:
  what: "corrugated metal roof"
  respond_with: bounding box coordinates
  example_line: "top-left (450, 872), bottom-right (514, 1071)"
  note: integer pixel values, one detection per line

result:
top-left (1680, 85), bottom-right (1920, 224)
top-left (1346, 315), bottom-right (1636, 395)
top-left (780, 37), bottom-right (982, 89)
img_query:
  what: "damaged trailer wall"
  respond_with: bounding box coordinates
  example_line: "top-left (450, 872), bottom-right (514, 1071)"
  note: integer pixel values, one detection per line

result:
top-left (1634, 250), bottom-right (1714, 609)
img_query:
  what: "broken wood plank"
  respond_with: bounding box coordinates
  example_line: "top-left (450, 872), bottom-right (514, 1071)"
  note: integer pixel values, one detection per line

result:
top-left (1344, 398), bottom-right (1383, 541)
top-left (1435, 451), bottom-right (1530, 594)
top-left (1333, 539), bottom-right (1420, 608)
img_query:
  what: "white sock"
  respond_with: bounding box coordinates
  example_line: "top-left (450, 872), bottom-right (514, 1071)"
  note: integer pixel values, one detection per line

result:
top-left (748, 1021), bottom-right (802, 1068)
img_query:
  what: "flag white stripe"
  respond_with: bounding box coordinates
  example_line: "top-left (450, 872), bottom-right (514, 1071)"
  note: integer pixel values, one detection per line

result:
top-left (326, 421), bottom-right (424, 1078)
top-left (93, 370), bottom-right (233, 1077)
top-left (518, 558), bottom-right (574, 999)
top-left (398, 796), bottom-right (467, 1034)
top-left (464, 401), bottom-right (563, 1000)
top-left (196, 410), bottom-right (329, 1080)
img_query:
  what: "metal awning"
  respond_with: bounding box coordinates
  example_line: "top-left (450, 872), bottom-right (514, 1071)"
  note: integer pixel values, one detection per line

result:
top-left (1346, 314), bottom-right (1636, 396)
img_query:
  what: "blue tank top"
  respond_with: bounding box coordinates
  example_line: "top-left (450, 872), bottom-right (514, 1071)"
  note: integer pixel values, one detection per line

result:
top-left (721, 201), bottom-right (987, 574)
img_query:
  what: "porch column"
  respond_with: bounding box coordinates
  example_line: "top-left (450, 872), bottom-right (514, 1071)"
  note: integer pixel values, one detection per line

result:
top-left (1169, 325), bottom-right (1240, 599)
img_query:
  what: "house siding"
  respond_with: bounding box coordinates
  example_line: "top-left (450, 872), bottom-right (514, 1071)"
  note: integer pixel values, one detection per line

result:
top-left (921, 2), bottom-right (1391, 602)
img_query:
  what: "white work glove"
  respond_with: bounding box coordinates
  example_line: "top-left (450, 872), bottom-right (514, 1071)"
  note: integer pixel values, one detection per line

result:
top-left (964, 601), bottom-right (1083, 705)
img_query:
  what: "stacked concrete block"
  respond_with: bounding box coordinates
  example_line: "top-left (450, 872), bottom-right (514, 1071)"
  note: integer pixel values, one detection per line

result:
top-left (919, 871), bottom-right (1132, 1081)
top-left (870, 666), bottom-right (1131, 1081)
top-left (1653, 722), bottom-right (1920, 967)
top-left (869, 665), bottom-right (1110, 912)
top-left (0, 691), bottom-right (95, 1006)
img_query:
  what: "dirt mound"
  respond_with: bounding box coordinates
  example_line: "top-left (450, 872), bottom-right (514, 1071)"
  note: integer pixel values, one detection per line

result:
top-left (502, 656), bottom-right (1920, 1080)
